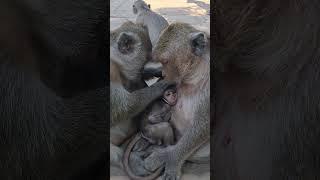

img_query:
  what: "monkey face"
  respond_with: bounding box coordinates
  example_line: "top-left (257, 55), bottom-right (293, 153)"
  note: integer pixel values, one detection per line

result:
top-left (110, 22), bottom-right (152, 81)
top-left (133, 0), bottom-right (149, 14)
top-left (153, 23), bottom-right (209, 85)
top-left (163, 88), bottom-right (177, 106)
top-left (132, 5), bottom-right (137, 14)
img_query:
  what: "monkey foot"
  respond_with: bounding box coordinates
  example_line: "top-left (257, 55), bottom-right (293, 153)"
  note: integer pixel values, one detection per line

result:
top-left (129, 151), bottom-right (152, 176)
top-left (161, 167), bottom-right (181, 180)
top-left (144, 147), bottom-right (182, 180)
top-left (132, 138), bottom-right (150, 152)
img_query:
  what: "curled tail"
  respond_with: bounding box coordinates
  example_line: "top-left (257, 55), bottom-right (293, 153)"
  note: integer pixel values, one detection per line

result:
top-left (123, 132), bottom-right (163, 180)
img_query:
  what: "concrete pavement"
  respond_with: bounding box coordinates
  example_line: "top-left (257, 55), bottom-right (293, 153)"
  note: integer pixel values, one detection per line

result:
top-left (110, 0), bottom-right (210, 32)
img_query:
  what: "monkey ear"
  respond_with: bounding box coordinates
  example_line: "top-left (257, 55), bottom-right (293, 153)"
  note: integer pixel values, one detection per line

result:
top-left (190, 32), bottom-right (207, 56)
top-left (117, 32), bottom-right (136, 54)
top-left (133, 5), bottom-right (138, 14)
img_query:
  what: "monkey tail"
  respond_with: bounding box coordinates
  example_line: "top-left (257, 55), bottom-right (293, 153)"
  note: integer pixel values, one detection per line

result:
top-left (123, 132), bottom-right (163, 180)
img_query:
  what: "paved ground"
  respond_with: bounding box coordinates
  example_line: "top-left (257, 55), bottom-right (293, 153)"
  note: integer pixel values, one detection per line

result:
top-left (111, 0), bottom-right (210, 32)
top-left (110, 0), bottom-right (210, 179)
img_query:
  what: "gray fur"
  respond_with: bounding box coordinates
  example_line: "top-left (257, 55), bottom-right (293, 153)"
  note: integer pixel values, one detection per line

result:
top-left (110, 21), bottom-right (174, 168)
top-left (133, 0), bottom-right (169, 47)
top-left (141, 100), bottom-right (175, 146)
top-left (143, 23), bottom-right (210, 180)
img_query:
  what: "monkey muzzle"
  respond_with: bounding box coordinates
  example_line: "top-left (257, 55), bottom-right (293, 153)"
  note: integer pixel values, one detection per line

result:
top-left (162, 88), bottom-right (177, 106)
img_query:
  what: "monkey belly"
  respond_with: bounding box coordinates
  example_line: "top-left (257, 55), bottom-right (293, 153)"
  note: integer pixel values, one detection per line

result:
top-left (170, 96), bottom-right (198, 138)
top-left (171, 94), bottom-right (210, 161)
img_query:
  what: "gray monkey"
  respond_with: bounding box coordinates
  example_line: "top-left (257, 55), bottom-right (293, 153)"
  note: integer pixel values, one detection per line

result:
top-left (133, 0), bottom-right (169, 47)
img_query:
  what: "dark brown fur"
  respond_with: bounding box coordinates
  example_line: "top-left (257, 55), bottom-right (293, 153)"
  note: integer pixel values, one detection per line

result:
top-left (213, 0), bottom-right (320, 179)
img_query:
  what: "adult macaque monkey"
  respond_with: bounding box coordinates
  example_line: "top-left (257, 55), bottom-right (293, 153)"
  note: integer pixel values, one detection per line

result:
top-left (110, 21), bottom-right (174, 168)
top-left (133, 0), bottom-right (169, 47)
top-left (143, 23), bottom-right (210, 180)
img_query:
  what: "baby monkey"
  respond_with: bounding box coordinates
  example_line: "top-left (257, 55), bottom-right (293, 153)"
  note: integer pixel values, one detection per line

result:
top-left (123, 88), bottom-right (177, 180)
top-left (141, 88), bottom-right (177, 146)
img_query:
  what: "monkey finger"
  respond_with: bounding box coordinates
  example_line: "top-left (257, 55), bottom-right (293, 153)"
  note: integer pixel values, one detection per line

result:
top-left (162, 173), bottom-right (179, 180)
top-left (142, 145), bottom-right (161, 159)
top-left (144, 152), bottom-right (164, 172)
top-left (133, 139), bottom-right (149, 152)
top-left (142, 151), bottom-right (152, 159)
top-left (151, 80), bottom-right (176, 89)
top-left (163, 169), bottom-right (181, 180)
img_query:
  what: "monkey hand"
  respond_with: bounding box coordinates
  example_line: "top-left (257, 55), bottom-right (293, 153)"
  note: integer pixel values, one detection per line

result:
top-left (129, 151), bottom-right (153, 176)
top-left (132, 138), bottom-right (149, 152)
top-left (142, 67), bottom-right (163, 80)
top-left (144, 146), bottom-right (182, 180)
top-left (149, 80), bottom-right (176, 94)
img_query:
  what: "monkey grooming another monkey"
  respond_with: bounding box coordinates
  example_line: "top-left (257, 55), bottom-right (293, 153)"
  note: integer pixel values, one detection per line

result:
top-left (110, 21), bottom-right (174, 169)
top-left (123, 88), bottom-right (178, 180)
top-left (133, 0), bottom-right (169, 47)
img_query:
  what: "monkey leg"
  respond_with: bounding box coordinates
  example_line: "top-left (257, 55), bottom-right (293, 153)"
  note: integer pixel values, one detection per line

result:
top-left (110, 143), bottom-right (124, 168)
top-left (145, 122), bottom-right (174, 146)
top-left (110, 119), bottom-right (137, 146)
top-left (123, 133), bottom-right (164, 180)
top-left (110, 118), bottom-right (138, 170)
top-left (162, 124), bottom-right (175, 146)
top-left (132, 137), bottom-right (150, 152)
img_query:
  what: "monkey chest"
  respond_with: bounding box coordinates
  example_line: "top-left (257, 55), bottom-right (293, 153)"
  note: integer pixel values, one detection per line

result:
top-left (171, 97), bottom-right (196, 135)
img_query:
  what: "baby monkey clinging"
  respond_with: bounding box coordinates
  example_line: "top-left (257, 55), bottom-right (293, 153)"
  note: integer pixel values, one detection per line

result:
top-left (141, 88), bottom-right (177, 146)
top-left (123, 88), bottom-right (177, 180)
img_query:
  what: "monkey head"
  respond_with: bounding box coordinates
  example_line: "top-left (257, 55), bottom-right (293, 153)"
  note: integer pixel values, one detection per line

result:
top-left (163, 88), bottom-right (177, 106)
top-left (133, 0), bottom-right (150, 14)
top-left (110, 21), bottom-right (152, 82)
top-left (152, 23), bottom-right (210, 85)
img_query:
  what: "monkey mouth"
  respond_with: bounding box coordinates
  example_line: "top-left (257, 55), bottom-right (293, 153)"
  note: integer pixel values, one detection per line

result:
top-left (170, 100), bottom-right (177, 106)
top-left (162, 98), bottom-right (177, 106)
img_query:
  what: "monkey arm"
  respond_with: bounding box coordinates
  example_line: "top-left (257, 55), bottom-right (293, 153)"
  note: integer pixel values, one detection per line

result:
top-left (148, 107), bottom-right (170, 124)
top-left (162, 110), bottom-right (172, 122)
top-left (148, 114), bottom-right (166, 124)
top-left (168, 104), bottom-right (210, 165)
top-left (111, 80), bottom-right (174, 126)
top-left (144, 101), bottom-right (210, 179)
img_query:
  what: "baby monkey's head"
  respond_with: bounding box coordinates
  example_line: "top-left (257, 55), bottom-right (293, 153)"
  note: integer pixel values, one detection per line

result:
top-left (162, 88), bottom-right (177, 106)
